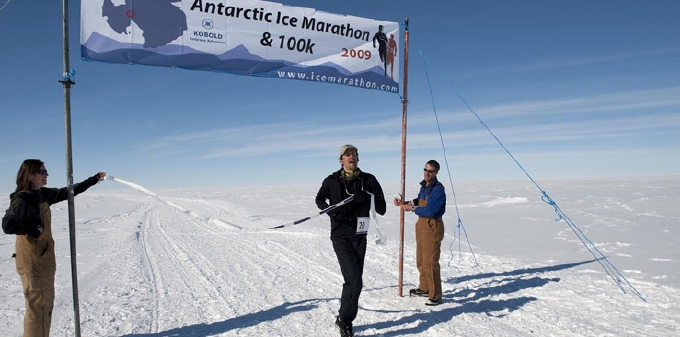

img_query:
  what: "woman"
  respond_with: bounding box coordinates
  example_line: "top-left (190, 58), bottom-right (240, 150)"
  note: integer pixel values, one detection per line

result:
top-left (2, 159), bottom-right (105, 337)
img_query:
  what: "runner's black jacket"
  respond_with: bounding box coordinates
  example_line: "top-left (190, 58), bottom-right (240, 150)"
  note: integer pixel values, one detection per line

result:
top-left (315, 169), bottom-right (386, 240)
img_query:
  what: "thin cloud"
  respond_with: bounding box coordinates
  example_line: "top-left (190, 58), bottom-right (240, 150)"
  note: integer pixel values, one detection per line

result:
top-left (135, 86), bottom-right (679, 162)
top-left (505, 47), bottom-right (680, 72)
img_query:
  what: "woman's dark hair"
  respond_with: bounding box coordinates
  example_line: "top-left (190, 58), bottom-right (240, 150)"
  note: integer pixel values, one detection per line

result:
top-left (15, 159), bottom-right (44, 192)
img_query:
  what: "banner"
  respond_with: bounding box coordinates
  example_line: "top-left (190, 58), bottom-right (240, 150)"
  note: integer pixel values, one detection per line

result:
top-left (81, 0), bottom-right (400, 93)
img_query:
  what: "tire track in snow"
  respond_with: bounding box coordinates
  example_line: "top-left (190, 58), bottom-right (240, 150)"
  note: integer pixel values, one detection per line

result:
top-left (139, 208), bottom-right (162, 334)
top-left (141, 206), bottom-right (236, 331)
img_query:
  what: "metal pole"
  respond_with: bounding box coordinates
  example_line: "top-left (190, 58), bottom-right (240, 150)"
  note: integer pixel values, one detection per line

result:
top-left (398, 18), bottom-right (409, 297)
top-left (61, 0), bottom-right (82, 335)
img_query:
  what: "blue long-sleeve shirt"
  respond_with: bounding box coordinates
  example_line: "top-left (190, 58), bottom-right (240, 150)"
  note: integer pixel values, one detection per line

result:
top-left (412, 178), bottom-right (446, 219)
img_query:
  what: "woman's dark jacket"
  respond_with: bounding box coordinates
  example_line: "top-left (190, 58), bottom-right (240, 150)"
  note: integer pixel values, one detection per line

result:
top-left (2, 174), bottom-right (101, 237)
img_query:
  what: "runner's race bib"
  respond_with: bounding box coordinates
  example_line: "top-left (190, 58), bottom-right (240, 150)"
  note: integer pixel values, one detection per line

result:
top-left (357, 217), bottom-right (370, 234)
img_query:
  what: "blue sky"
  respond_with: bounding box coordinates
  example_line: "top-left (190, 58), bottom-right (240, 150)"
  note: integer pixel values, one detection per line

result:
top-left (1, 0), bottom-right (678, 192)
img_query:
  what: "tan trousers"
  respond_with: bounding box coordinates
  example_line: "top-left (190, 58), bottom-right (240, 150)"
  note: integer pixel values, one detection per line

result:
top-left (415, 199), bottom-right (444, 300)
top-left (15, 202), bottom-right (55, 337)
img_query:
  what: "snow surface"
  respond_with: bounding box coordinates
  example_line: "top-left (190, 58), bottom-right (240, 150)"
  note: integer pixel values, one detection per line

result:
top-left (1, 176), bottom-right (679, 336)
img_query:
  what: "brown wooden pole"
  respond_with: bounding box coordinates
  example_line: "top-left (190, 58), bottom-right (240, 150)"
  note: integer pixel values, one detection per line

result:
top-left (398, 18), bottom-right (409, 297)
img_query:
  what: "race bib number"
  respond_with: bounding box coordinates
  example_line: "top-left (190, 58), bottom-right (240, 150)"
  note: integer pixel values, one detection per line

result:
top-left (357, 217), bottom-right (370, 234)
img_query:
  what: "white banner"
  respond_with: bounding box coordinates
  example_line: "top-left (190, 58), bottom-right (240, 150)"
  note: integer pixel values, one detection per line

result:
top-left (81, 0), bottom-right (400, 93)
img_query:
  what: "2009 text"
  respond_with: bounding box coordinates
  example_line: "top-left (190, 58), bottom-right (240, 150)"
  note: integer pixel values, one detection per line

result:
top-left (341, 48), bottom-right (372, 60)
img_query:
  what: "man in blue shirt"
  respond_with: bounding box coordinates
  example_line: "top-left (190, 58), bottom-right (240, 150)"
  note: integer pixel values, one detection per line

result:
top-left (394, 160), bottom-right (445, 305)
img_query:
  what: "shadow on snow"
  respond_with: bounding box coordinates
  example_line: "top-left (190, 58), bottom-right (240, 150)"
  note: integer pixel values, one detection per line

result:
top-left (122, 259), bottom-right (597, 337)
top-left (358, 259), bottom-right (599, 336)
top-left (120, 298), bottom-right (328, 337)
